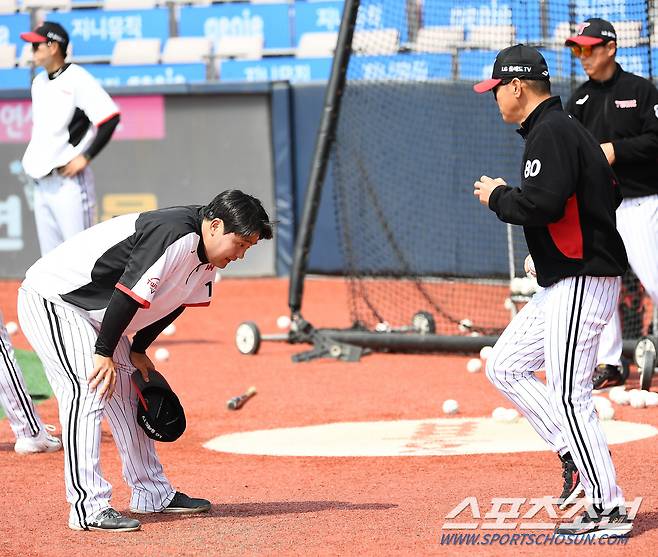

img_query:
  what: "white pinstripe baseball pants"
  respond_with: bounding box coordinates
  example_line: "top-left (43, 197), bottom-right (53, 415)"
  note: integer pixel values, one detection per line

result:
top-left (17, 288), bottom-right (175, 529)
top-left (487, 275), bottom-right (625, 511)
top-left (0, 310), bottom-right (47, 440)
top-left (598, 194), bottom-right (658, 365)
top-left (33, 167), bottom-right (96, 256)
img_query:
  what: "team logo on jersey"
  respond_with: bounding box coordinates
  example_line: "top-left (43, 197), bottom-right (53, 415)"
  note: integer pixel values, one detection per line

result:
top-left (575, 94), bottom-right (589, 105)
top-left (146, 277), bottom-right (160, 294)
top-left (524, 159), bottom-right (541, 178)
top-left (615, 99), bottom-right (637, 109)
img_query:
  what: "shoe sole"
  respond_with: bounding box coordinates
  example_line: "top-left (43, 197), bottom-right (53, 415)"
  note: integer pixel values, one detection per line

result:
top-left (558, 483), bottom-right (585, 510)
top-left (130, 505), bottom-right (211, 514)
top-left (69, 523), bottom-right (141, 532)
top-left (14, 444), bottom-right (62, 455)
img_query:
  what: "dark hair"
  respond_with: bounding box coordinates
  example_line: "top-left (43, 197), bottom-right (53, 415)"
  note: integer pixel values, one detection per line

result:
top-left (524, 79), bottom-right (551, 96)
top-left (202, 189), bottom-right (273, 240)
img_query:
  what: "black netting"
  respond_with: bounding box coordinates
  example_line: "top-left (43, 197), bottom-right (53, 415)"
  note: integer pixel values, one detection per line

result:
top-left (328, 0), bottom-right (655, 338)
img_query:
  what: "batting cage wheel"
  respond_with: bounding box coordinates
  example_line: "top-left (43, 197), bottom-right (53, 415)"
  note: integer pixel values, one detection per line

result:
top-left (236, 322), bottom-right (261, 355)
top-left (634, 336), bottom-right (657, 391)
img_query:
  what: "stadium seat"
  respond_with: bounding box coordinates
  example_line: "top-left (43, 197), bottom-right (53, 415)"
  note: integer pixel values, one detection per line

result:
top-left (17, 43), bottom-right (32, 67)
top-left (0, 0), bottom-right (17, 14)
top-left (161, 36), bottom-right (212, 64)
top-left (615, 20), bottom-right (643, 47)
top-left (215, 35), bottom-right (263, 60)
top-left (111, 38), bottom-right (161, 65)
top-left (103, 0), bottom-right (158, 9)
top-left (23, 0), bottom-right (71, 10)
top-left (0, 43), bottom-right (16, 68)
top-left (296, 31), bottom-right (337, 58)
top-left (412, 26), bottom-right (464, 53)
top-left (465, 25), bottom-right (515, 50)
top-left (352, 29), bottom-right (400, 55)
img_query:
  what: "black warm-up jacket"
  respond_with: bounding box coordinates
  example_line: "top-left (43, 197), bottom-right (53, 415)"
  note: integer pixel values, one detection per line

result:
top-left (566, 64), bottom-right (658, 199)
top-left (488, 96), bottom-right (628, 287)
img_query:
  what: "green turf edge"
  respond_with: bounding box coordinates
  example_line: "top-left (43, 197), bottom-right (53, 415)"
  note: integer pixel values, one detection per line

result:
top-left (0, 349), bottom-right (53, 420)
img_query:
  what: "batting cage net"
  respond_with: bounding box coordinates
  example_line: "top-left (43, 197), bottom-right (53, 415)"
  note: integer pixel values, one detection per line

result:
top-left (303, 0), bottom-right (656, 343)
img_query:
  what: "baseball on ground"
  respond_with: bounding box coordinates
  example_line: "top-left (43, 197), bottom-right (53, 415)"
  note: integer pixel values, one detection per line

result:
top-left (5, 321), bottom-right (18, 335)
top-left (466, 358), bottom-right (482, 373)
top-left (442, 399), bottom-right (459, 415)
top-left (163, 324), bottom-right (176, 336)
top-left (276, 315), bottom-right (291, 329)
top-left (154, 347), bottom-right (170, 362)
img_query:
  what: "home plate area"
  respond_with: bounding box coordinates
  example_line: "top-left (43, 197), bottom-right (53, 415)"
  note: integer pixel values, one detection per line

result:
top-left (204, 418), bottom-right (658, 457)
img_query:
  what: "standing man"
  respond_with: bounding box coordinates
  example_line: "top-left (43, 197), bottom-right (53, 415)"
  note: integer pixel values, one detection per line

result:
top-left (565, 18), bottom-right (658, 389)
top-left (473, 45), bottom-right (631, 538)
top-left (17, 190), bottom-right (272, 532)
top-left (20, 22), bottom-right (120, 255)
top-left (1, 309), bottom-right (62, 454)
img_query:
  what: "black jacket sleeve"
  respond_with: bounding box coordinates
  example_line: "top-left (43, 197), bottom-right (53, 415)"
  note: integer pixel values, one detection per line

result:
top-left (488, 122), bottom-right (577, 226)
top-left (84, 113), bottom-right (120, 161)
top-left (94, 288), bottom-right (140, 357)
top-left (612, 80), bottom-right (658, 163)
top-left (131, 306), bottom-right (185, 354)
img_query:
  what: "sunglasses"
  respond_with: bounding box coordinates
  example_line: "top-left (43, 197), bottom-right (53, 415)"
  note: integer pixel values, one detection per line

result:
top-left (492, 78), bottom-right (515, 100)
top-left (31, 41), bottom-right (52, 52)
top-left (570, 43), bottom-right (607, 58)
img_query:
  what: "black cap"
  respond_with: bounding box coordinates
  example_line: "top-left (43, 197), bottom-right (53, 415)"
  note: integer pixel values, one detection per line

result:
top-left (565, 18), bottom-right (617, 46)
top-left (131, 369), bottom-right (186, 443)
top-left (20, 21), bottom-right (69, 51)
top-left (473, 44), bottom-right (550, 94)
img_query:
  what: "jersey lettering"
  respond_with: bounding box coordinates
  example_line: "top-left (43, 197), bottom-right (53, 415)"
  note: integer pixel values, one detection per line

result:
top-left (524, 159), bottom-right (541, 178)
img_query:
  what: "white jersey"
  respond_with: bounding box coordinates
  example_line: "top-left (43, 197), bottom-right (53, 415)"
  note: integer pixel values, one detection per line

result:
top-left (22, 64), bottom-right (119, 179)
top-left (23, 206), bottom-right (216, 334)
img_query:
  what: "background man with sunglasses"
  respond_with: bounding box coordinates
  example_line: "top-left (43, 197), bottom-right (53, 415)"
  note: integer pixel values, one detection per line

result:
top-left (19, 22), bottom-right (120, 256)
top-left (565, 18), bottom-right (658, 390)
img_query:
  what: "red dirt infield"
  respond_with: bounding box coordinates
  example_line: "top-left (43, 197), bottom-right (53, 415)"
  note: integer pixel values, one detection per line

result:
top-left (1, 277), bottom-right (657, 556)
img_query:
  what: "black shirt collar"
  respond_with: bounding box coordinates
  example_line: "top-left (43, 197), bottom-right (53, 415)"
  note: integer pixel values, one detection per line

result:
top-left (195, 207), bottom-right (209, 264)
top-left (589, 63), bottom-right (622, 88)
top-left (517, 96), bottom-right (563, 139)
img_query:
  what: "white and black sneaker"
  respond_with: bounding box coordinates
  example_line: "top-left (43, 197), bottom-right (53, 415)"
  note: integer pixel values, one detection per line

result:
top-left (130, 491), bottom-right (211, 514)
top-left (70, 508), bottom-right (141, 532)
top-left (557, 452), bottom-right (584, 510)
top-left (555, 506), bottom-right (632, 538)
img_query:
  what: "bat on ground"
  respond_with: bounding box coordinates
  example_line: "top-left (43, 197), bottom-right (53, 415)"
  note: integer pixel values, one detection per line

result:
top-left (227, 386), bottom-right (257, 410)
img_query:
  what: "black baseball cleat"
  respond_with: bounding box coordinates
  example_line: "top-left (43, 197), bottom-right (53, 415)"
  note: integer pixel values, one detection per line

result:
top-left (557, 452), bottom-right (584, 510)
top-left (592, 364), bottom-right (625, 390)
top-left (69, 508), bottom-right (141, 532)
top-left (163, 491), bottom-right (211, 514)
top-left (555, 506), bottom-right (632, 538)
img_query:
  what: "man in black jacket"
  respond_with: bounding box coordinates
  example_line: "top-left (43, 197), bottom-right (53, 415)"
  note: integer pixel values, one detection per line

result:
top-left (473, 44), bottom-right (631, 538)
top-left (565, 18), bottom-right (658, 389)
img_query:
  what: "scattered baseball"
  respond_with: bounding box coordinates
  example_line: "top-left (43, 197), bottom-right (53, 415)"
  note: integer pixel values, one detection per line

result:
top-left (458, 319), bottom-right (473, 332)
top-left (5, 321), bottom-right (18, 335)
top-left (492, 407), bottom-right (508, 421)
top-left (442, 399), bottom-right (459, 415)
top-left (598, 405), bottom-right (615, 421)
top-left (276, 315), bottom-right (291, 329)
top-left (592, 395), bottom-right (612, 413)
top-left (479, 345), bottom-right (493, 360)
top-left (466, 358), bottom-right (482, 373)
top-left (162, 323), bottom-right (176, 336)
top-left (503, 408), bottom-right (520, 423)
top-left (644, 391), bottom-right (658, 407)
top-left (375, 322), bottom-right (390, 332)
top-left (154, 347), bottom-right (170, 362)
top-left (503, 297), bottom-right (514, 311)
top-left (629, 390), bottom-right (646, 409)
top-left (609, 386), bottom-right (629, 405)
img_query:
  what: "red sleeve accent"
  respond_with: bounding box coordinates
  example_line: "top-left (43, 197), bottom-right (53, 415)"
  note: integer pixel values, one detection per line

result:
top-left (95, 111), bottom-right (120, 127)
top-left (547, 195), bottom-right (583, 259)
top-left (183, 302), bottom-right (211, 307)
top-left (116, 283), bottom-right (151, 308)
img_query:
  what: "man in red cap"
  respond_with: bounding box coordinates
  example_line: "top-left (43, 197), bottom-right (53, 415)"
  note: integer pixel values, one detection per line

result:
top-left (473, 44), bottom-right (632, 539)
top-left (565, 18), bottom-right (658, 391)
top-left (20, 22), bottom-right (120, 255)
